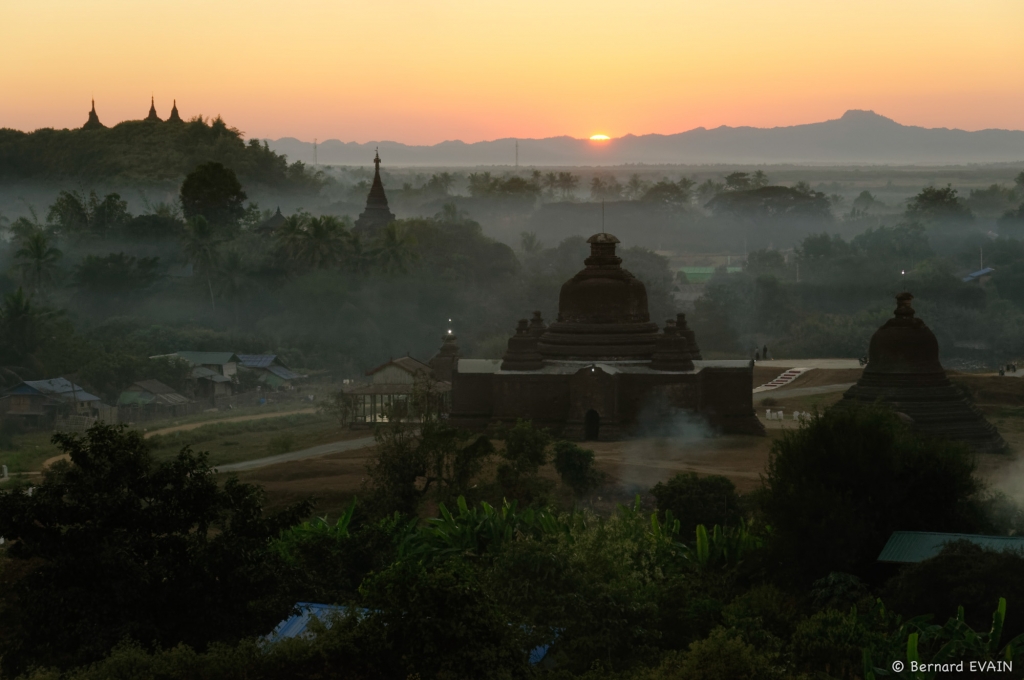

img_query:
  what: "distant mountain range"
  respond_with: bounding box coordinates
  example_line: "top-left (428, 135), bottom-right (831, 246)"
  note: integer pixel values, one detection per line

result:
top-left (267, 111), bottom-right (1024, 167)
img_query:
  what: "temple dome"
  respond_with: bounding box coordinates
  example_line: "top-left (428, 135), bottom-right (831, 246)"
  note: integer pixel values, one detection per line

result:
top-left (841, 292), bottom-right (1006, 453)
top-left (864, 292), bottom-right (942, 375)
top-left (537, 233), bottom-right (660, 360)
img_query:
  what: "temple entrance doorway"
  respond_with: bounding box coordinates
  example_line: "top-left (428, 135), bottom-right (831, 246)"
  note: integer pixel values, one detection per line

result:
top-left (584, 409), bottom-right (600, 441)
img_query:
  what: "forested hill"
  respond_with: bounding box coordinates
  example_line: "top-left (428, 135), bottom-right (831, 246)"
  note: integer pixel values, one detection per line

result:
top-left (0, 116), bottom-right (323, 190)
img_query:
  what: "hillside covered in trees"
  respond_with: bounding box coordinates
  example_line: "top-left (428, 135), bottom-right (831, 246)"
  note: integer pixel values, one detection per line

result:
top-left (0, 115), bottom-right (324, 190)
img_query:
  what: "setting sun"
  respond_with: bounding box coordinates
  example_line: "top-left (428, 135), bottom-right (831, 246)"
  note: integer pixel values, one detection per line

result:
top-left (589, 134), bottom-right (611, 141)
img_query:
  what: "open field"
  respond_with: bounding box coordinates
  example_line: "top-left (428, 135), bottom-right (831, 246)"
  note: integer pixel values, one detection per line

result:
top-left (0, 408), bottom-right (359, 475)
top-left (5, 369), bottom-right (1023, 514)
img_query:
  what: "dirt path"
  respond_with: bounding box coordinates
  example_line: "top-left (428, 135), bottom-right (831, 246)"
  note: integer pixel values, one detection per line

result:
top-left (43, 454), bottom-right (70, 468)
top-left (215, 436), bottom-right (377, 473)
top-left (143, 408), bottom-right (318, 438)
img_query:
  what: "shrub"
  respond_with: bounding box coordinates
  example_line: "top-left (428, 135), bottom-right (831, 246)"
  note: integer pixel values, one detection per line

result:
top-left (883, 540), bottom-right (1024, 642)
top-left (552, 440), bottom-right (603, 498)
top-left (760, 405), bottom-right (985, 585)
top-left (650, 472), bottom-right (741, 537)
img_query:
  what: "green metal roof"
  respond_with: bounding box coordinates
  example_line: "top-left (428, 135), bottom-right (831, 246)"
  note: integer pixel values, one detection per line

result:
top-left (877, 531), bottom-right (1024, 563)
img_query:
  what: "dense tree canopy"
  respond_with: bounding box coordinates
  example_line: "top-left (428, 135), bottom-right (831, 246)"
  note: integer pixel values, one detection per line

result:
top-left (0, 424), bottom-right (311, 675)
top-left (0, 116), bottom-right (325, 189)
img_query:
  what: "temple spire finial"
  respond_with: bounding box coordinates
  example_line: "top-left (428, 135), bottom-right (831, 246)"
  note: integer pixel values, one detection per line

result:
top-left (146, 95), bottom-right (162, 122)
top-left (354, 148), bottom-right (396, 237)
top-left (84, 98), bottom-right (104, 130)
top-left (168, 98), bottom-right (182, 123)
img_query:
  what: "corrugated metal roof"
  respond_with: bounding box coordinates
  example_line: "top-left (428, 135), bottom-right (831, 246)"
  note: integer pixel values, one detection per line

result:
top-left (173, 351), bottom-right (240, 366)
top-left (237, 354), bottom-right (279, 369)
top-left (265, 602), bottom-right (551, 664)
top-left (266, 365), bottom-right (302, 381)
top-left (122, 380), bottom-right (191, 406)
top-left (365, 356), bottom-right (433, 377)
top-left (132, 379), bottom-right (179, 396)
top-left (265, 603), bottom-right (352, 644)
top-left (191, 367), bottom-right (232, 383)
top-left (20, 379), bottom-right (101, 402)
top-left (877, 531), bottom-right (1024, 563)
top-left (962, 267), bottom-right (995, 282)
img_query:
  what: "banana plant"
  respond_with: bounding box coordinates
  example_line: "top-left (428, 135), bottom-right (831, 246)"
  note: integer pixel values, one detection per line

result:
top-left (679, 521), bottom-right (764, 572)
top-left (399, 495), bottom-right (579, 562)
top-left (865, 597), bottom-right (1024, 679)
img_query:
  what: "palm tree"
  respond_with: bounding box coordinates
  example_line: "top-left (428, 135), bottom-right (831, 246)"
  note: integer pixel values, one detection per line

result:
top-left (274, 213), bottom-right (307, 265)
top-left (296, 216), bottom-right (349, 269)
top-left (556, 172), bottom-right (580, 200)
top-left (346, 234), bottom-right (374, 275)
top-left (181, 216), bottom-right (223, 310)
top-left (0, 287), bottom-right (51, 373)
top-left (14, 232), bottom-right (62, 292)
top-left (625, 174), bottom-right (649, 200)
top-left (542, 172), bottom-right (559, 198)
top-left (373, 223), bottom-right (418, 275)
top-left (213, 250), bottom-right (253, 323)
top-left (520, 231), bottom-right (542, 255)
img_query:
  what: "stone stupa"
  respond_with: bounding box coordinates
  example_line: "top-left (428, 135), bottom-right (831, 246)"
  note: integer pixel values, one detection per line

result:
top-left (145, 96), bottom-right (162, 122)
top-left (353, 149), bottom-right (396, 238)
top-left (839, 292), bottom-right (1006, 453)
top-left (83, 99), bottom-right (104, 130)
top-left (167, 99), bottom-right (183, 123)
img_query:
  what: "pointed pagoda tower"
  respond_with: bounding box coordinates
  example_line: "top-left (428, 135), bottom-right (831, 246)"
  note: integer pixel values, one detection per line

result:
top-left (83, 99), bottom-right (104, 130)
top-left (145, 96), bottom-right (162, 122)
top-left (353, 149), bottom-right (396, 237)
top-left (429, 330), bottom-right (462, 382)
top-left (840, 292), bottom-right (1006, 453)
top-left (167, 99), bottom-right (183, 123)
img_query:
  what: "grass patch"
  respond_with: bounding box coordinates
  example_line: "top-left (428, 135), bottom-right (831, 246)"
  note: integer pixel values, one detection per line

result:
top-left (147, 413), bottom-right (360, 467)
top-left (0, 430), bottom-right (65, 474)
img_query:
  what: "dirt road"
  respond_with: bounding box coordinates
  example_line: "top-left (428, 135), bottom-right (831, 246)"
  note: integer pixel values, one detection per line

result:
top-left (143, 408), bottom-right (318, 438)
top-left (216, 436), bottom-right (376, 473)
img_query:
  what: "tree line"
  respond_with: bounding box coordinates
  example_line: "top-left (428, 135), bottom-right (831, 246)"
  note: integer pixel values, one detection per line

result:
top-left (0, 404), bottom-right (1022, 678)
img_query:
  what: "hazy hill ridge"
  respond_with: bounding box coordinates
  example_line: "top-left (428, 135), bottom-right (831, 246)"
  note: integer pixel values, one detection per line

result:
top-left (270, 110), bottom-right (1024, 166)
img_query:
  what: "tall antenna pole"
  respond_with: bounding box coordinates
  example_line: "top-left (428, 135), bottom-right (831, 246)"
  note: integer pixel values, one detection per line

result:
top-left (515, 140), bottom-right (518, 169)
top-left (314, 138), bottom-right (318, 167)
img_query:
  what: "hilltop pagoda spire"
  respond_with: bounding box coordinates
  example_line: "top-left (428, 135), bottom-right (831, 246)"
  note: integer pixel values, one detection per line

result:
top-left (167, 99), bottom-right (182, 123)
top-left (353, 147), bottom-right (396, 237)
top-left (83, 99), bottom-right (104, 130)
top-left (145, 96), bottom-right (161, 122)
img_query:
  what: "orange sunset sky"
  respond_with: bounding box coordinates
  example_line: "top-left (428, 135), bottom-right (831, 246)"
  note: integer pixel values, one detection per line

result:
top-left (2, 0), bottom-right (1023, 145)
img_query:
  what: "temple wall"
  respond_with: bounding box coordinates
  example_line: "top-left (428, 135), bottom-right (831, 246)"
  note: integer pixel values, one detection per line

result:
top-left (449, 366), bottom-right (763, 440)
top-left (697, 367), bottom-right (762, 434)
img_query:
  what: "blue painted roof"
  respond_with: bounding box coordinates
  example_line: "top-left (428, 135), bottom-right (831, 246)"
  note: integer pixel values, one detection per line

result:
top-left (237, 354), bottom-right (279, 369)
top-left (265, 603), bottom-right (351, 644)
top-left (7, 378), bottom-right (101, 402)
top-left (266, 602), bottom-right (551, 664)
top-left (962, 267), bottom-right (995, 282)
top-left (877, 531), bottom-right (1024, 563)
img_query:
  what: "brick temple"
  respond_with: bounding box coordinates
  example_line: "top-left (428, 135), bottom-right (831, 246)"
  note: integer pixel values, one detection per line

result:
top-left (840, 292), bottom-right (1006, 453)
top-left (449, 233), bottom-right (763, 440)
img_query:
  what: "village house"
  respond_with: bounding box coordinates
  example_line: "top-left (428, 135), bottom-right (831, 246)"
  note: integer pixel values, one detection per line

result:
top-left (0, 378), bottom-right (102, 425)
top-left (154, 351), bottom-right (240, 401)
top-left (236, 354), bottom-right (305, 389)
top-left (341, 342), bottom-right (454, 427)
top-left (117, 379), bottom-right (193, 421)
